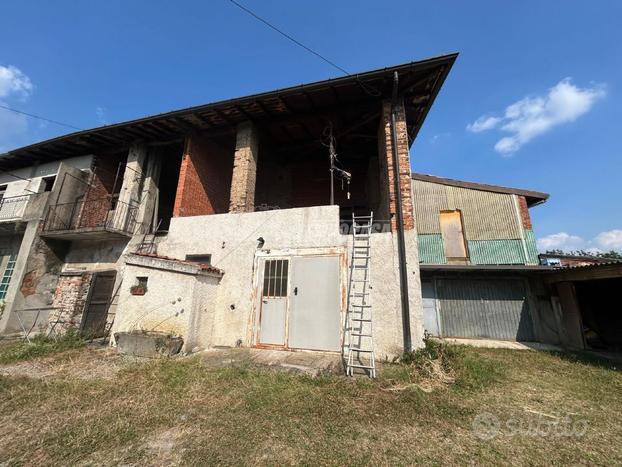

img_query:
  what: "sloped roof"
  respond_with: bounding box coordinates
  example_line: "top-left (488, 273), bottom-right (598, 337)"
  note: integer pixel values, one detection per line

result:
top-left (0, 53), bottom-right (458, 171)
top-left (411, 172), bottom-right (549, 206)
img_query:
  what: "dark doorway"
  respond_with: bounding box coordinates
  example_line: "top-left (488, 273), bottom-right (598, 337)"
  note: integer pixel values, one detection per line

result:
top-left (156, 143), bottom-right (184, 231)
top-left (81, 271), bottom-right (117, 337)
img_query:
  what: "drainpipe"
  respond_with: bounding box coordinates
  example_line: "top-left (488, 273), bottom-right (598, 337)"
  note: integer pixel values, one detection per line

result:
top-left (390, 71), bottom-right (412, 353)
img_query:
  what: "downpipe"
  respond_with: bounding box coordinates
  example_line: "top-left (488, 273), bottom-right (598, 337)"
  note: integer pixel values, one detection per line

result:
top-left (390, 71), bottom-right (412, 353)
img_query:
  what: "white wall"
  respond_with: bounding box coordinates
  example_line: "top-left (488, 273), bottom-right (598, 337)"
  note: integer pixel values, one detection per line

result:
top-left (151, 205), bottom-right (423, 358)
top-left (0, 155), bottom-right (93, 196)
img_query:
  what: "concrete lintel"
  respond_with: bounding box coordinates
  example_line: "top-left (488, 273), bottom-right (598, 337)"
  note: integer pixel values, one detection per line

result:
top-left (125, 253), bottom-right (222, 278)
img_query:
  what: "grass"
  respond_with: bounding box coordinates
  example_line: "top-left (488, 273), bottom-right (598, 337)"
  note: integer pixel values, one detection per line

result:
top-left (0, 341), bottom-right (620, 465)
top-left (0, 331), bottom-right (85, 364)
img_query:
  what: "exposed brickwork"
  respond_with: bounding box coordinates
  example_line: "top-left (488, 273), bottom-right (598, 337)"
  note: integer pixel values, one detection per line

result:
top-left (229, 122), bottom-right (259, 213)
top-left (173, 136), bottom-right (233, 217)
top-left (517, 195), bottom-right (532, 230)
top-left (378, 100), bottom-right (414, 231)
top-left (76, 152), bottom-right (125, 228)
top-left (48, 272), bottom-right (93, 333)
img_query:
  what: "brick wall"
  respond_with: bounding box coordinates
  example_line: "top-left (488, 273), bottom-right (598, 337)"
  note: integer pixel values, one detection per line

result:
top-left (173, 136), bottom-right (233, 217)
top-left (77, 152), bottom-right (124, 228)
top-left (378, 100), bottom-right (414, 231)
top-left (48, 272), bottom-right (93, 333)
top-left (517, 195), bottom-right (532, 230)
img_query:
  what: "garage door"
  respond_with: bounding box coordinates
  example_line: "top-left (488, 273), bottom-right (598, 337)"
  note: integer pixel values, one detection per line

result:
top-left (437, 278), bottom-right (535, 341)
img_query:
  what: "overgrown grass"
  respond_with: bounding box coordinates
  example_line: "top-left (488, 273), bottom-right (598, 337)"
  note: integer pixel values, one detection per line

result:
top-left (0, 343), bottom-right (620, 465)
top-left (0, 330), bottom-right (85, 364)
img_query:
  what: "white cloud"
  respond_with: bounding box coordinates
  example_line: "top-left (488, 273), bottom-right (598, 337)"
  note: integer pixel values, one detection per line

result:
top-left (466, 115), bottom-right (501, 133)
top-left (95, 106), bottom-right (108, 125)
top-left (467, 78), bottom-right (605, 155)
top-left (595, 230), bottom-right (622, 251)
top-left (0, 65), bottom-right (33, 100)
top-left (538, 229), bottom-right (622, 254)
top-left (537, 232), bottom-right (586, 252)
top-left (0, 64), bottom-right (33, 151)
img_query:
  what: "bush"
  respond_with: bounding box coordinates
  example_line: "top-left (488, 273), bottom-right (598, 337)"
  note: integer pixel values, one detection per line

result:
top-left (0, 330), bottom-right (85, 364)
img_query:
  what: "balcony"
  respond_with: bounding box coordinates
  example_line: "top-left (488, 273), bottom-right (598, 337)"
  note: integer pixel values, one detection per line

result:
top-left (0, 194), bottom-right (31, 223)
top-left (41, 197), bottom-right (140, 240)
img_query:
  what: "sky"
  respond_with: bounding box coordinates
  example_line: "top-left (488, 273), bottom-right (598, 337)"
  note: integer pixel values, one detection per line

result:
top-left (1, 0), bottom-right (621, 252)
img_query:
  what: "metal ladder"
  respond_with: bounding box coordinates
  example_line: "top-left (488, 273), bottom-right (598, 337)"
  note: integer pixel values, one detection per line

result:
top-left (345, 212), bottom-right (376, 378)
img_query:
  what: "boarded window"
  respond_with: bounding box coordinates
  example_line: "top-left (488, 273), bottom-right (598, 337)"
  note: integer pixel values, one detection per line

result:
top-left (440, 210), bottom-right (468, 260)
top-left (262, 259), bottom-right (289, 298)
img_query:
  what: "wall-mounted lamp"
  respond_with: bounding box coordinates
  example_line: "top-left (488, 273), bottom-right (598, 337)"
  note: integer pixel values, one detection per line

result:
top-left (257, 237), bottom-right (265, 249)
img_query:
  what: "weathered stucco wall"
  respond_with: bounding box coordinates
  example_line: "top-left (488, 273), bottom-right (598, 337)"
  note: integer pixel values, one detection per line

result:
top-left (111, 259), bottom-right (221, 352)
top-left (152, 205), bottom-right (423, 358)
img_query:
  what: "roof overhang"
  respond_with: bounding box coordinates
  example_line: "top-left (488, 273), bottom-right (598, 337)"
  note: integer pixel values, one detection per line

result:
top-left (420, 264), bottom-right (552, 273)
top-left (411, 172), bottom-right (549, 207)
top-left (0, 53), bottom-right (458, 171)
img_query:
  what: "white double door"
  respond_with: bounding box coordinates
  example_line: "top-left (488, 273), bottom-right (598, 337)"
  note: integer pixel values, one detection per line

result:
top-left (257, 255), bottom-right (341, 351)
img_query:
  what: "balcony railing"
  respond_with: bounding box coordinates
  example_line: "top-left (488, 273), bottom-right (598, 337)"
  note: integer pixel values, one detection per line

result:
top-left (0, 194), bottom-right (31, 222)
top-left (42, 197), bottom-right (139, 235)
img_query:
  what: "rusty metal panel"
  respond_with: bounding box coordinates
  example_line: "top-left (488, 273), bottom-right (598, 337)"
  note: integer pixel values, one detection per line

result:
top-left (446, 186), bottom-right (521, 241)
top-left (412, 180), bottom-right (449, 234)
top-left (440, 211), bottom-right (467, 259)
top-left (436, 278), bottom-right (535, 341)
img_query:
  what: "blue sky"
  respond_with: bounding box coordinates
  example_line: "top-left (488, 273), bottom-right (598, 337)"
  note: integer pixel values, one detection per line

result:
top-left (1, 1), bottom-right (620, 252)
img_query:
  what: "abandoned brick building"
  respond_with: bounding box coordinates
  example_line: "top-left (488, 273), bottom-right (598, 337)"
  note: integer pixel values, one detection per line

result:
top-left (0, 53), bottom-right (605, 364)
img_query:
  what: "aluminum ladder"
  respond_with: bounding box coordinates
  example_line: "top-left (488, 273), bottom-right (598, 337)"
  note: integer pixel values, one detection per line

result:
top-left (345, 212), bottom-right (376, 378)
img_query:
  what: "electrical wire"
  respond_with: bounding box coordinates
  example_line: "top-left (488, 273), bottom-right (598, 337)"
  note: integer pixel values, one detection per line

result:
top-left (225, 0), bottom-right (381, 97)
top-left (0, 103), bottom-right (82, 131)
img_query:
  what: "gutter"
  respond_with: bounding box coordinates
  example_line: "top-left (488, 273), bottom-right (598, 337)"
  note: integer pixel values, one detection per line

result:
top-left (390, 71), bottom-right (412, 353)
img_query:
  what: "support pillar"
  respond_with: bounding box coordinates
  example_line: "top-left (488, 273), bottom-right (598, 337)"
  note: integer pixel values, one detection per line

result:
top-left (229, 122), bottom-right (258, 213)
top-left (378, 99), bottom-right (414, 231)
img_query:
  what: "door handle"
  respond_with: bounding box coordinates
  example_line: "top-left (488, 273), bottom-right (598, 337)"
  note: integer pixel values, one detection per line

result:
top-left (294, 287), bottom-right (298, 296)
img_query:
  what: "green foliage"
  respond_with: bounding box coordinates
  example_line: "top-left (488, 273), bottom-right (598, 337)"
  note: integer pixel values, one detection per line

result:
top-left (545, 249), bottom-right (622, 259)
top-left (0, 330), bottom-right (85, 364)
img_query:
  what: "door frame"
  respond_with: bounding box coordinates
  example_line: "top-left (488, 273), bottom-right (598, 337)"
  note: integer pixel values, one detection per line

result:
top-left (80, 269), bottom-right (117, 336)
top-left (249, 247), bottom-right (347, 351)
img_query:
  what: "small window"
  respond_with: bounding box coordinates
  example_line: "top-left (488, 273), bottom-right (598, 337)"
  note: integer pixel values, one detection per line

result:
top-left (0, 185), bottom-right (6, 202)
top-left (262, 259), bottom-right (289, 298)
top-left (137, 277), bottom-right (148, 288)
top-left (42, 176), bottom-right (56, 192)
top-left (185, 254), bottom-right (212, 265)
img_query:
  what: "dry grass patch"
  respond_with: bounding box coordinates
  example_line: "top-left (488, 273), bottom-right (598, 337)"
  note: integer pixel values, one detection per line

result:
top-left (0, 343), bottom-right (620, 465)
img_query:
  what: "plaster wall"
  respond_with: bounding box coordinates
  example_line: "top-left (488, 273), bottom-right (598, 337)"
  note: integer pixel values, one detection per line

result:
top-left (112, 263), bottom-right (220, 352)
top-left (155, 205), bottom-right (424, 357)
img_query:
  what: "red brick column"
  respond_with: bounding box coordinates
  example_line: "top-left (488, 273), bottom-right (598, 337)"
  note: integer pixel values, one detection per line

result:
top-left (379, 99), bottom-right (414, 231)
top-left (517, 195), bottom-right (532, 229)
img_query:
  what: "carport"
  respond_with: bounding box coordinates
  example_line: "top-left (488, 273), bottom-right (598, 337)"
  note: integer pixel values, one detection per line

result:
top-left (545, 262), bottom-right (622, 351)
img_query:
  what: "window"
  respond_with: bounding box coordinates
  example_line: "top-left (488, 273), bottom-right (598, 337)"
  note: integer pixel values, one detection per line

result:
top-left (439, 210), bottom-right (468, 261)
top-left (262, 259), bottom-right (288, 298)
top-left (185, 254), bottom-right (212, 265)
top-left (42, 176), bottom-right (56, 192)
top-left (0, 254), bottom-right (17, 300)
top-left (137, 277), bottom-right (148, 288)
top-left (0, 185), bottom-right (6, 202)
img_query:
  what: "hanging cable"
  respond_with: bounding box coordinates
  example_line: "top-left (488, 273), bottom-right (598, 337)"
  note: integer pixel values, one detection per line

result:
top-left (321, 122), bottom-right (351, 204)
top-left (0, 104), bottom-right (82, 131)
top-left (224, 0), bottom-right (382, 97)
